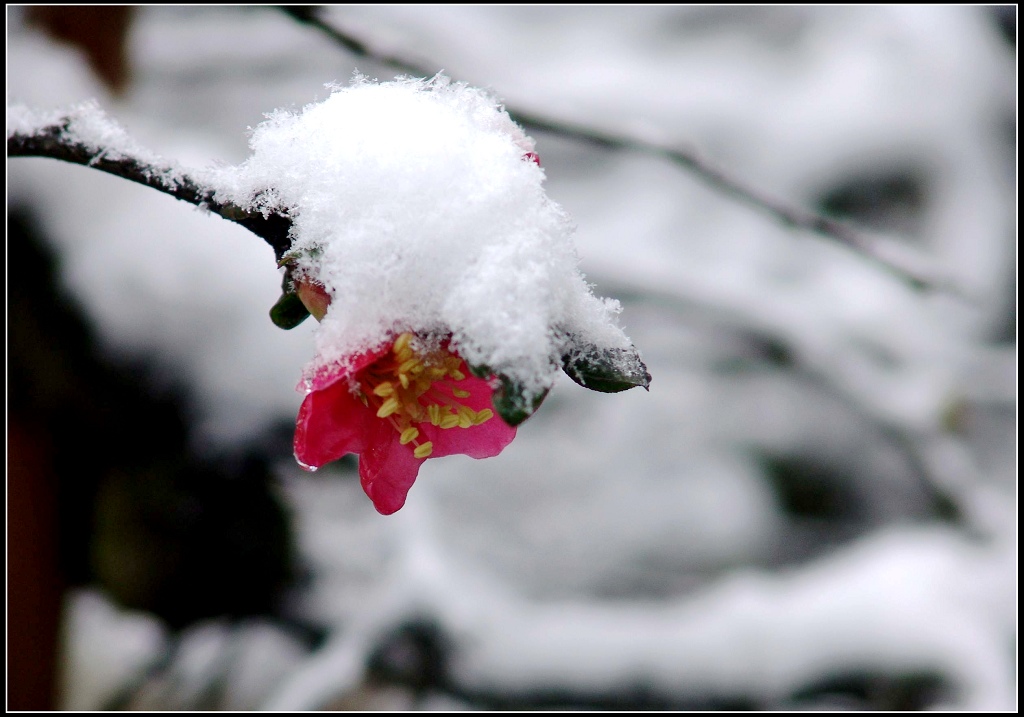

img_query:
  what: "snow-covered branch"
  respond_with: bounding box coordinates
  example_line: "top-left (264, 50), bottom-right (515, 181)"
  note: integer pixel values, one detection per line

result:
top-left (7, 105), bottom-right (293, 260)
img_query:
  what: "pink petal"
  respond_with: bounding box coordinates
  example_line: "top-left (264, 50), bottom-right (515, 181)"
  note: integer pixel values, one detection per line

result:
top-left (423, 372), bottom-right (517, 459)
top-left (305, 343), bottom-right (392, 393)
top-left (294, 340), bottom-right (519, 514)
top-left (293, 377), bottom-right (374, 470)
top-left (358, 420), bottom-right (425, 515)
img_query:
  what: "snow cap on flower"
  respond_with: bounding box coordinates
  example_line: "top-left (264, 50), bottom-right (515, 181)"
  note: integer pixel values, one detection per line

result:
top-left (216, 73), bottom-right (633, 400)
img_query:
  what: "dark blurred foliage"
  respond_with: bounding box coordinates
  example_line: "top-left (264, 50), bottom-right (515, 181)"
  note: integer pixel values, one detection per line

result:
top-left (9, 404), bottom-right (63, 709)
top-left (25, 6), bottom-right (135, 95)
top-left (988, 4), bottom-right (1016, 47)
top-left (787, 670), bottom-right (951, 711)
top-left (817, 164), bottom-right (931, 239)
top-left (353, 618), bottom-right (950, 710)
top-left (8, 208), bottom-right (301, 705)
top-left (989, 4), bottom-right (1017, 345)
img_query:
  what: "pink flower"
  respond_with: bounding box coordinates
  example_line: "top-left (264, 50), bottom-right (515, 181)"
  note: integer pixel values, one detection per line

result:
top-left (294, 331), bottom-right (517, 515)
top-left (289, 147), bottom-right (540, 514)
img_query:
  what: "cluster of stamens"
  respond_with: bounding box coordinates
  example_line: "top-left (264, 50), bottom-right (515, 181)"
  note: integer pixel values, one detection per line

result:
top-left (357, 333), bottom-right (494, 458)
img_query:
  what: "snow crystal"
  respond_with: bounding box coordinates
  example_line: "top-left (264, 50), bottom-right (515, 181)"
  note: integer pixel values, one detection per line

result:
top-left (214, 74), bottom-right (633, 396)
top-left (8, 100), bottom-right (186, 189)
top-left (7, 103), bottom-right (66, 136)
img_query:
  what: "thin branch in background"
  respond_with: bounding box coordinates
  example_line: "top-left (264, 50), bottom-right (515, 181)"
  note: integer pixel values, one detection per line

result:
top-left (278, 6), bottom-right (947, 291)
top-left (7, 124), bottom-right (293, 261)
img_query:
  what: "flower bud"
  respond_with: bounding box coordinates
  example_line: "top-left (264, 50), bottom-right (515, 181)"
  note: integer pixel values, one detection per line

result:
top-left (295, 279), bottom-right (332, 322)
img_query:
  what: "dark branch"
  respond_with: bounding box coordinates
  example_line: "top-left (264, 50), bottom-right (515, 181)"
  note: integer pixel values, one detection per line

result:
top-left (503, 112), bottom-right (876, 249)
top-left (279, 6), bottom-right (426, 76)
top-left (278, 6), bottom-right (943, 290)
top-left (8, 125), bottom-right (293, 261)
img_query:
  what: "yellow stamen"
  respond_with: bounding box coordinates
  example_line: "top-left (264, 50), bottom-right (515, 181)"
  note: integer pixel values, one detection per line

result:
top-left (394, 332), bottom-right (413, 354)
top-left (373, 382), bottom-right (395, 397)
top-left (356, 334), bottom-right (493, 458)
top-left (457, 405), bottom-right (476, 428)
top-left (376, 396), bottom-right (401, 418)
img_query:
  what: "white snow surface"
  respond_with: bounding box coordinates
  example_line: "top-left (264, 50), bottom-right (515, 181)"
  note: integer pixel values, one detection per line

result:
top-left (214, 75), bottom-right (630, 393)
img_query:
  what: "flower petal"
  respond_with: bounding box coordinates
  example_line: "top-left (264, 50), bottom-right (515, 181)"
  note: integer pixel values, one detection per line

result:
top-left (293, 377), bottom-right (374, 470)
top-left (421, 371), bottom-right (517, 459)
top-left (295, 339), bottom-right (518, 514)
top-left (359, 420), bottom-right (425, 515)
top-left (305, 343), bottom-right (392, 393)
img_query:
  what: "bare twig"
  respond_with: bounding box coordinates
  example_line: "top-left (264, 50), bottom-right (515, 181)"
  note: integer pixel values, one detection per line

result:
top-left (8, 124), bottom-right (293, 260)
top-left (278, 6), bottom-right (943, 290)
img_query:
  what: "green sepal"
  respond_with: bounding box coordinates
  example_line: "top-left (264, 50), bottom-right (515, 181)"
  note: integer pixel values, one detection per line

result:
top-left (468, 362), bottom-right (493, 380)
top-left (270, 262), bottom-right (310, 329)
top-left (561, 345), bottom-right (651, 393)
top-left (269, 291), bottom-right (310, 329)
top-left (492, 376), bottom-right (549, 427)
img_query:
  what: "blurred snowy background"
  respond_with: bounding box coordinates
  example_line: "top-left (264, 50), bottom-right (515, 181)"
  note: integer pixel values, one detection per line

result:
top-left (7, 5), bottom-right (1016, 711)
